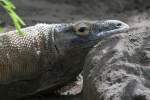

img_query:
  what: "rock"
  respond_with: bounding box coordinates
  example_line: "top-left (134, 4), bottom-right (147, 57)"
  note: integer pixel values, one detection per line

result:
top-left (56, 74), bottom-right (83, 95)
top-left (83, 31), bottom-right (150, 100)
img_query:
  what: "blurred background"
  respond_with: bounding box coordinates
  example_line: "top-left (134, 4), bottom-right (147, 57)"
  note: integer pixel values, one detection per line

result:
top-left (1, 0), bottom-right (150, 33)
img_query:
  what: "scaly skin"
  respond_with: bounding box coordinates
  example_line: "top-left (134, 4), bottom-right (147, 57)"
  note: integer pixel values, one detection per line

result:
top-left (0, 20), bottom-right (129, 99)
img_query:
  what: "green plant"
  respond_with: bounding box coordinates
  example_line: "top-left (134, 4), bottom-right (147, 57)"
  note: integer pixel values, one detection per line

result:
top-left (0, 0), bottom-right (26, 35)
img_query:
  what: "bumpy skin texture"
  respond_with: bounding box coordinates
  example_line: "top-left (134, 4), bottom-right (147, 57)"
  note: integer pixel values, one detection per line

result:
top-left (0, 20), bottom-right (129, 99)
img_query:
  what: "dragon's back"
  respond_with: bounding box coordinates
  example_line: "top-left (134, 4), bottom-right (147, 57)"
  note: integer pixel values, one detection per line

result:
top-left (0, 24), bottom-right (54, 82)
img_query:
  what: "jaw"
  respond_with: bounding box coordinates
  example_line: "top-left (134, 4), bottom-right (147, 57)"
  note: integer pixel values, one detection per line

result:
top-left (96, 27), bottom-right (129, 37)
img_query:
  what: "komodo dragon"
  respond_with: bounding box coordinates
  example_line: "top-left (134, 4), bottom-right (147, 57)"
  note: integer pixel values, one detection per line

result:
top-left (0, 20), bottom-right (129, 99)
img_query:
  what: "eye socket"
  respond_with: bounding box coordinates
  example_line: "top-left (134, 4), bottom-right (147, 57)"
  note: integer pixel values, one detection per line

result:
top-left (78, 27), bottom-right (87, 32)
top-left (74, 23), bottom-right (90, 36)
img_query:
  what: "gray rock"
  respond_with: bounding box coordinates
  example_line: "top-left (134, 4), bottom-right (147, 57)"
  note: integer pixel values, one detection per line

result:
top-left (83, 32), bottom-right (150, 100)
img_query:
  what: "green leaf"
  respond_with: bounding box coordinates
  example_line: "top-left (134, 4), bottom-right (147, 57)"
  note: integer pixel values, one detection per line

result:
top-left (0, 0), bottom-right (26, 36)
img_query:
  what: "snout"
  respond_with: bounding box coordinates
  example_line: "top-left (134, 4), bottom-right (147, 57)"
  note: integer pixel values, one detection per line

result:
top-left (96, 20), bottom-right (129, 37)
top-left (105, 20), bottom-right (129, 32)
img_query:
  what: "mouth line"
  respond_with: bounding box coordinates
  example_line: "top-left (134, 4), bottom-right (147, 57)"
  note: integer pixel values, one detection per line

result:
top-left (96, 27), bottom-right (129, 37)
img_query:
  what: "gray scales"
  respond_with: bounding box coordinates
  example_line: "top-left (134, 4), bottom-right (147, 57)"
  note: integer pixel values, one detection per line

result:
top-left (0, 20), bottom-right (129, 99)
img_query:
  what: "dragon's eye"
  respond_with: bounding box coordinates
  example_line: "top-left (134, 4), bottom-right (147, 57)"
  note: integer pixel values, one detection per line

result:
top-left (78, 27), bottom-right (86, 32)
top-left (74, 23), bottom-right (90, 36)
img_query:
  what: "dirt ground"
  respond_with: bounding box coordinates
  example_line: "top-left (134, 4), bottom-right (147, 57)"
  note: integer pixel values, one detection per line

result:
top-left (1, 0), bottom-right (150, 100)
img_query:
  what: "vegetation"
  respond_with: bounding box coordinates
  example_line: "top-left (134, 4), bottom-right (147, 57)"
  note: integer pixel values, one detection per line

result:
top-left (0, 0), bottom-right (25, 35)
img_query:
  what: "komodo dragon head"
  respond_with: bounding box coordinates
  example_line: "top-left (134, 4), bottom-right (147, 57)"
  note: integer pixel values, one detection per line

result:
top-left (50, 20), bottom-right (129, 54)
